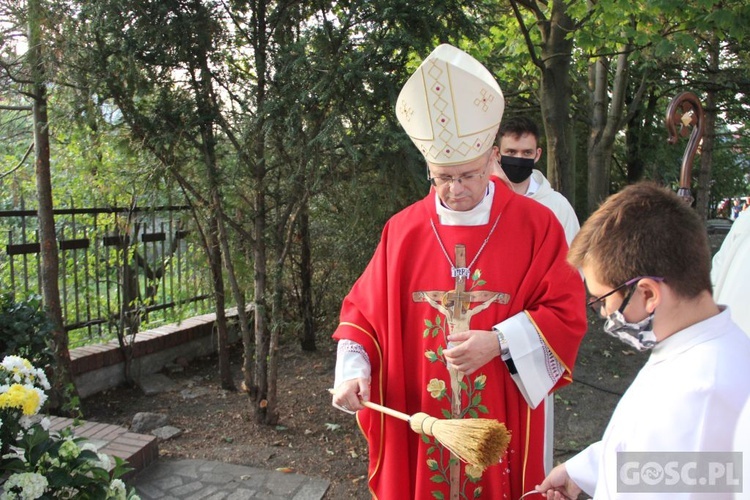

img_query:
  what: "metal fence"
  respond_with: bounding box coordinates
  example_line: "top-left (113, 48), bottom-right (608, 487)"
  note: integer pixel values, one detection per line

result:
top-left (0, 200), bottom-right (213, 347)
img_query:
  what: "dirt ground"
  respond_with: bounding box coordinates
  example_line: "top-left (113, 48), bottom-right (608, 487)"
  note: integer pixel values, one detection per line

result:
top-left (80, 310), bottom-right (651, 500)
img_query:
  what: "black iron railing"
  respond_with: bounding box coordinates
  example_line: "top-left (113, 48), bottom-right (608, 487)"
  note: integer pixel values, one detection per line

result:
top-left (0, 200), bottom-right (213, 347)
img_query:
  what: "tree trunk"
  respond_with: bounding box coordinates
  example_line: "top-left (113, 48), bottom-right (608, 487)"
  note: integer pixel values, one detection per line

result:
top-left (538, 0), bottom-right (576, 203)
top-left (197, 55), bottom-right (234, 390)
top-left (253, 183), bottom-right (269, 421)
top-left (194, 25), bottom-right (241, 391)
top-left (266, 263), bottom-right (283, 426)
top-left (208, 214), bottom-right (233, 389)
top-left (218, 215), bottom-right (254, 393)
top-left (298, 202), bottom-right (316, 352)
top-left (696, 39), bottom-right (719, 222)
top-left (588, 48), bottom-right (631, 213)
top-left (625, 92), bottom-right (658, 183)
top-left (587, 57), bottom-right (609, 212)
top-left (28, 0), bottom-right (78, 413)
top-left (250, 0), bottom-right (274, 424)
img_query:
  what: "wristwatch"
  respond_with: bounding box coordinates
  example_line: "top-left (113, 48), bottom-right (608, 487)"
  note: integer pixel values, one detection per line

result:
top-left (493, 327), bottom-right (517, 374)
top-left (493, 327), bottom-right (511, 361)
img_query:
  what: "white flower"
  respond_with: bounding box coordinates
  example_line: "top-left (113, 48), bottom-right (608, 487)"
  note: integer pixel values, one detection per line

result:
top-left (0, 472), bottom-right (48, 500)
top-left (1, 357), bottom-right (48, 389)
top-left (2, 448), bottom-right (23, 460)
top-left (105, 479), bottom-right (127, 500)
top-left (2, 356), bottom-right (26, 372)
top-left (58, 439), bottom-right (81, 460)
top-left (96, 452), bottom-right (112, 470)
top-left (18, 416), bottom-right (33, 430)
top-left (33, 369), bottom-right (50, 391)
top-left (32, 387), bottom-right (47, 411)
top-left (80, 442), bottom-right (99, 453)
top-left (39, 417), bottom-right (50, 431)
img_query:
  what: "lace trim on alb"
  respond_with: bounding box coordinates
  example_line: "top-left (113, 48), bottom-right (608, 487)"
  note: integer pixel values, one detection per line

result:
top-left (538, 332), bottom-right (564, 383)
top-left (337, 338), bottom-right (370, 365)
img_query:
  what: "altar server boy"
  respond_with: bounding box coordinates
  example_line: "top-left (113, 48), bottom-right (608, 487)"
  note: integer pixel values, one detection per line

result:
top-left (537, 182), bottom-right (750, 499)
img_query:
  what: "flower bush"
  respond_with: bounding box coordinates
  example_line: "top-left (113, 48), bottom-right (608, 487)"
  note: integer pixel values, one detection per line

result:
top-left (0, 356), bottom-right (139, 499)
top-left (0, 355), bottom-right (50, 457)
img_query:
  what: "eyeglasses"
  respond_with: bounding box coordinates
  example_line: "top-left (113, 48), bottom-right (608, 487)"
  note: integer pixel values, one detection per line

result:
top-left (586, 276), bottom-right (664, 316)
top-left (427, 170), bottom-right (486, 187)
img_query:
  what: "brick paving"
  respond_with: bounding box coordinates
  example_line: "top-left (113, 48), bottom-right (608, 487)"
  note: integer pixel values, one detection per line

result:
top-left (48, 416), bottom-right (159, 476)
top-left (47, 417), bottom-right (329, 499)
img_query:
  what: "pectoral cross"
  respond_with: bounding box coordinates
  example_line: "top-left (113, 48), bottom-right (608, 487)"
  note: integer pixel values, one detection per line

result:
top-left (412, 244), bottom-right (510, 500)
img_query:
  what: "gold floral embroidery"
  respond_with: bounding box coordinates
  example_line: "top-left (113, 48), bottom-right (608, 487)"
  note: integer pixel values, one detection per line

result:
top-left (427, 378), bottom-right (446, 399)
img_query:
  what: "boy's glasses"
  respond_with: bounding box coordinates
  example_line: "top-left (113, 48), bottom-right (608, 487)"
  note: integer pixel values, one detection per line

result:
top-left (586, 276), bottom-right (664, 315)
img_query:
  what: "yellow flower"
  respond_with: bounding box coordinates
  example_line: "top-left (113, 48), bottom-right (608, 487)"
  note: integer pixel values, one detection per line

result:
top-left (465, 464), bottom-right (485, 480)
top-left (426, 379), bottom-right (446, 399)
top-left (0, 383), bottom-right (41, 415)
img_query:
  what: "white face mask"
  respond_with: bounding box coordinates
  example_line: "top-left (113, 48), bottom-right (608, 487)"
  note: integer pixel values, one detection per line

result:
top-left (602, 309), bottom-right (657, 351)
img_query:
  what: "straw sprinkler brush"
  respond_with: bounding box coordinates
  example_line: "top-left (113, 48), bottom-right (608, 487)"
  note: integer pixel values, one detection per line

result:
top-left (329, 390), bottom-right (510, 468)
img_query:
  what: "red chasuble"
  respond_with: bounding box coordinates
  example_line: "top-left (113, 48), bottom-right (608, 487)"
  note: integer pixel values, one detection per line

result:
top-left (333, 178), bottom-right (586, 499)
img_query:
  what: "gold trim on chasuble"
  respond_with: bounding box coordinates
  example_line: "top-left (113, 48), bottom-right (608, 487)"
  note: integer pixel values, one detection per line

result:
top-left (522, 405), bottom-right (533, 493)
top-left (338, 321), bottom-right (384, 500)
top-left (523, 310), bottom-right (574, 383)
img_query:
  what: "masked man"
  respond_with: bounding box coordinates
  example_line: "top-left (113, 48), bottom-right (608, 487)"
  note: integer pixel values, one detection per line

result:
top-left (493, 116), bottom-right (579, 246)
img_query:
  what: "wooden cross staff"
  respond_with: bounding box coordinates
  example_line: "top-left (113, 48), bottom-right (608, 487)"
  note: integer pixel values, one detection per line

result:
top-left (666, 91), bottom-right (705, 204)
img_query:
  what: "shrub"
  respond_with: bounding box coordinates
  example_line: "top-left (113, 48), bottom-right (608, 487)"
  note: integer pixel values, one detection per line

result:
top-left (0, 295), bottom-right (54, 370)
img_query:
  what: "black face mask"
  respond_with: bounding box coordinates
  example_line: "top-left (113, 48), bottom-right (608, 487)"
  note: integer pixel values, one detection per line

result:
top-left (500, 155), bottom-right (534, 183)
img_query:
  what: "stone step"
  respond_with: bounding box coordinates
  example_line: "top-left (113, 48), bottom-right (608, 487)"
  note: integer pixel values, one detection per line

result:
top-left (48, 416), bottom-right (158, 478)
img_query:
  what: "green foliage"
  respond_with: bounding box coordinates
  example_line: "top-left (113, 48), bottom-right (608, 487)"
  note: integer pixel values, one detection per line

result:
top-left (0, 294), bottom-right (55, 369)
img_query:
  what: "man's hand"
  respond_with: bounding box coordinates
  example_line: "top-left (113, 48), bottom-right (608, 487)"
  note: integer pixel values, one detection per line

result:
top-left (331, 377), bottom-right (370, 414)
top-left (444, 330), bottom-right (500, 375)
top-left (535, 463), bottom-right (581, 499)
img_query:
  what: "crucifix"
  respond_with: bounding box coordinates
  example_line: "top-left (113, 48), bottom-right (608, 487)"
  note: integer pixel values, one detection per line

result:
top-left (412, 244), bottom-right (510, 500)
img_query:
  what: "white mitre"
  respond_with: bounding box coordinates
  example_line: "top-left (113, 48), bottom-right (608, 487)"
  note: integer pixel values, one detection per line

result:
top-left (396, 44), bottom-right (505, 166)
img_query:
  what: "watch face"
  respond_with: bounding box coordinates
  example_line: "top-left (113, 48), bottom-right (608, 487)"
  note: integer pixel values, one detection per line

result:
top-left (493, 327), bottom-right (510, 357)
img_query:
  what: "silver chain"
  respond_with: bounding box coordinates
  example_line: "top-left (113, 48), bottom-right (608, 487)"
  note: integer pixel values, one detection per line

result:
top-left (430, 213), bottom-right (502, 278)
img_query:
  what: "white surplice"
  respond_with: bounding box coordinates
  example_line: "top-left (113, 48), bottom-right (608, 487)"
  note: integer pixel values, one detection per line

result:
top-left (566, 308), bottom-right (750, 499)
top-left (525, 169), bottom-right (580, 246)
top-left (712, 214), bottom-right (750, 335)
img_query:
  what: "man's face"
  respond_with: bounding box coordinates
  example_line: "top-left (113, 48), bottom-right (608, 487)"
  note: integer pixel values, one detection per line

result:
top-left (427, 150), bottom-right (494, 212)
top-left (493, 133), bottom-right (542, 186)
top-left (498, 132), bottom-right (541, 161)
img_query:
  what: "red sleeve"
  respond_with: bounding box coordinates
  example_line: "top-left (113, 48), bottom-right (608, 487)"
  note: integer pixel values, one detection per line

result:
top-left (520, 206), bottom-right (587, 390)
